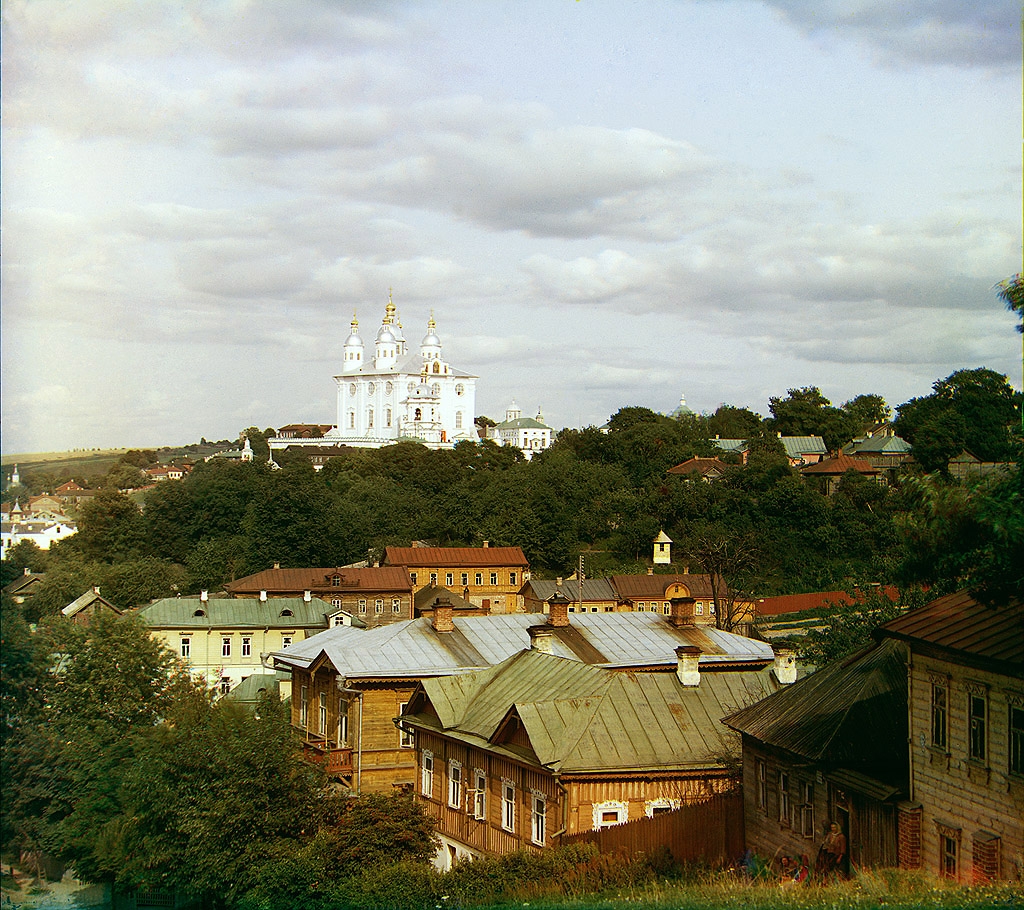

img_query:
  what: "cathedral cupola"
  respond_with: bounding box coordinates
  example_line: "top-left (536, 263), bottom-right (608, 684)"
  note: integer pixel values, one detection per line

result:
top-left (505, 399), bottom-right (521, 422)
top-left (420, 312), bottom-right (442, 361)
top-left (374, 297), bottom-right (400, 370)
top-left (342, 312), bottom-right (364, 375)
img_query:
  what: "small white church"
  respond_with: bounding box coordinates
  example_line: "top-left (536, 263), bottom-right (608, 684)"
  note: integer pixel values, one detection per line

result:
top-left (269, 295), bottom-right (478, 454)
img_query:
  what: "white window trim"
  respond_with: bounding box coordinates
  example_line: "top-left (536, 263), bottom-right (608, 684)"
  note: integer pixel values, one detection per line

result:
top-left (471, 769), bottom-right (487, 820)
top-left (398, 702), bottom-right (413, 748)
top-left (501, 778), bottom-right (516, 832)
top-left (421, 750), bottom-right (434, 797)
top-left (644, 797), bottom-right (681, 818)
top-left (593, 800), bottom-right (628, 829)
top-left (531, 790), bottom-right (546, 846)
top-left (448, 760), bottom-right (463, 809)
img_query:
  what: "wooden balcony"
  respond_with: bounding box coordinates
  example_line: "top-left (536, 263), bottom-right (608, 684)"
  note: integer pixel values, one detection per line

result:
top-left (299, 734), bottom-right (353, 777)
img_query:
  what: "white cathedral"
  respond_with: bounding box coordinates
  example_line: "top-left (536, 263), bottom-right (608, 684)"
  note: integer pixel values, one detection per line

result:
top-left (270, 296), bottom-right (478, 454)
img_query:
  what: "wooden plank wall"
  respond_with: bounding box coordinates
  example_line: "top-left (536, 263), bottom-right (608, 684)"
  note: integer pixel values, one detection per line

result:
top-left (563, 792), bottom-right (744, 865)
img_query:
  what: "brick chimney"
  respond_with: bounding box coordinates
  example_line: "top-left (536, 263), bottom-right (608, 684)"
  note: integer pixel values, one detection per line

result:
top-left (675, 645), bottom-right (701, 686)
top-left (433, 596), bottom-right (454, 633)
top-left (773, 646), bottom-right (797, 685)
top-left (528, 625), bottom-right (554, 653)
top-left (547, 592), bottom-right (570, 628)
top-left (668, 596), bottom-right (695, 628)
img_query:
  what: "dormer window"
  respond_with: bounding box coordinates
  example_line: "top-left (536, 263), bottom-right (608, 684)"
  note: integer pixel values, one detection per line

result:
top-left (280, 609), bottom-right (293, 617)
top-left (332, 575), bottom-right (341, 586)
top-left (193, 609), bottom-right (206, 617)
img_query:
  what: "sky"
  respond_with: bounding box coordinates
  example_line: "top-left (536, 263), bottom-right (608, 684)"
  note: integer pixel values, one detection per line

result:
top-left (2, 0), bottom-right (1021, 454)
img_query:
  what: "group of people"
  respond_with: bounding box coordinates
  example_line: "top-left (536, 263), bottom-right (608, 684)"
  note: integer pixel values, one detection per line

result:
top-left (739, 822), bottom-right (848, 884)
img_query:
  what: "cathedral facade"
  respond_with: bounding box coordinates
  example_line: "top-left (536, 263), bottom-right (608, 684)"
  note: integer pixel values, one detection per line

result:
top-left (270, 297), bottom-right (478, 454)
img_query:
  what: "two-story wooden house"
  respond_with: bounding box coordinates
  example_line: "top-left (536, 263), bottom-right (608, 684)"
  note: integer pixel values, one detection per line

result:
top-left (400, 645), bottom-right (783, 869)
top-left (877, 592), bottom-right (1023, 883)
top-left (383, 544), bottom-right (529, 613)
top-left (226, 566), bottom-right (414, 627)
top-left (271, 595), bottom-right (777, 796)
top-left (609, 571), bottom-right (755, 631)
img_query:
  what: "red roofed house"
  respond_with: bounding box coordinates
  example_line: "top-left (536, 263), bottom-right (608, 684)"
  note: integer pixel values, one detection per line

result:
top-left (800, 455), bottom-right (885, 495)
top-left (384, 544), bottom-right (530, 614)
top-left (226, 566), bottom-right (414, 627)
top-left (667, 457), bottom-right (729, 481)
top-left (610, 570), bottom-right (755, 633)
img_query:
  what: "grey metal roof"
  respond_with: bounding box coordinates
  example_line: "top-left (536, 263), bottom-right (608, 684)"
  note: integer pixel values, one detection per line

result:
top-left (522, 578), bottom-right (619, 604)
top-left (272, 610), bottom-right (773, 678)
top-left (496, 417), bottom-right (552, 430)
top-left (412, 649), bottom-right (780, 773)
top-left (780, 436), bottom-right (827, 456)
top-left (724, 638), bottom-right (907, 776)
top-left (137, 597), bottom-right (329, 629)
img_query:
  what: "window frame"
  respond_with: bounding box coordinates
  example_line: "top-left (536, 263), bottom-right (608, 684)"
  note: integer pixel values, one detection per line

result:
top-left (778, 770), bottom-right (791, 826)
top-left (448, 760), bottom-right (463, 809)
top-left (968, 690), bottom-right (988, 763)
top-left (446, 572), bottom-right (453, 586)
top-left (490, 572), bottom-right (497, 585)
top-left (1009, 702), bottom-right (1024, 777)
top-left (475, 573), bottom-right (482, 586)
top-left (300, 685), bottom-right (308, 726)
top-left (392, 598), bottom-right (402, 615)
top-left (398, 702), bottom-right (414, 748)
top-left (501, 780), bottom-right (515, 832)
top-left (531, 791), bottom-right (546, 846)
top-left (472, 769), bottom-right (487, 820)
top-left (241, 636), bottom-right (252, 657)
top-left (756, 758), bottom-right (767, 812)
top-left (931, 680), bottom-right (949, 751)
top-left (221, 637), bottom-right (231, 658)
top-left (421, 750), bottom-right (434, 798)
top-left (180, 637), bottom-right (191, 659)
top-left (318, 692), bottom-right (327, 734)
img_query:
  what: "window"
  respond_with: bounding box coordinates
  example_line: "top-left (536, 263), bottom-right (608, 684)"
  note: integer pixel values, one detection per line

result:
top-left (367, 409), bottom-right (374, 428)
top-left (392, 598), bottom-right (402, 614)
top-left (461, 572), bottom-right (468, 586)
top-left (386, 408), bottom-right (392, 427)
top-left (349, 383), bottom-right (357, 396)
top-left (375, 599), bottom-right (384, 614)
top-left (475, 573), bottom-right (482, 585)
top-left (1010, 704), bottom-right (1024, 776)
top-left (242, 637), bottom-right (251, 657)
top-left (358, 599), bottom-right (367, 613)
top-left (510, 572), bottom-right (517, 585)
top-left (448, 761), bottom-right (463, 809)
top-left (637, 602), bottom-right (645, 612)
top-left (455, 383), bottom-right (464, 396)
top-left (455, 412), bottom-right (463, 428)
top-left (339, 702), bottom-right (349, 745)
top-left (940, 830), bottom-right (959, 879)
top-left (490, 572), bottom-right (497, 585)
top-left (222, 637), bottom-right (231, 658)
top-left (348, 411), bottom-right (355, 429)
top-left (368, 382), bottom-right (375, 394)
top-left (593, 801), bottom-right (628, 828)
top-left (531, 792), bottom-right (546, 845)
top-left (300, 686), bottom-right (308, 726)
top-left (410, 572), bottom-right (417, 585)
top-left (472, 769), bottom-right (486, 819)
top-left (415, 407), bottom-right (422, 421)
top-left (779, 771), bottom-right (791, 825)
top-left (180, 637), bottom-right (190, 659)
top-left (318, 693), bottom-right (327, 734)
top-left (282, 636), bottom-right (292, 648)
top-left (332, 574), bottom-right (341, 586)
top-left (386, 381), bottom-right (393, 394)
top-left (430, 572), bottom-right (438, 585)
top-left (695, 603), bottom-right (704, 615)
top-left (801, 782), bottom-right (815, 837)
top-left (501, 781), bottom-right (515, 832)
top-left (756, 759), bottom-right (767, 811)
top-left (421, 750), bottom-right (434, 797)
top-left (663, 604), bottom-right (670, 615)
top-left (969, 692), bottom-right (987, 762)
top-left (398, 702), bottom-right (413, 748)
top-left (931, 681), bottom-right (948, 750)
top-left (446, 572), bottom-right (453, 586)
top-left (220, 677), bottom-right (232, 695)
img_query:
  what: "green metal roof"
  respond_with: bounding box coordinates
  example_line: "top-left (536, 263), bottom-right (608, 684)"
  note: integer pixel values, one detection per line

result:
top-left (136, 597), bottom-right (328, 629)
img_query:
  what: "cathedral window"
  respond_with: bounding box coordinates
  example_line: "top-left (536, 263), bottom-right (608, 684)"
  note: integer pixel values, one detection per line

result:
top-left (348, 411), bottom-right (355, 429)
top-left (368, 410), bottom-right (374, 428)
top-left (455, 383), bottom-right (464, 396)
top-left (386, 381), bottom-right (393, 394)
top-left (433, 362), bottom-right (440, 374)
top-left (368, 382), bottom-right (375, 394)
top-left (415, 408), bottom-right (422, 421)
top-left (386, 408), bottom-right (392, 427)
top-left (455, 412), bottom-right (463, 429)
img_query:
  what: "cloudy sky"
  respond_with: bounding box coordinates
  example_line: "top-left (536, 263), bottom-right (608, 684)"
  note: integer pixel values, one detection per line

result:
top-left (2, 0), bottom-right (1021, 453)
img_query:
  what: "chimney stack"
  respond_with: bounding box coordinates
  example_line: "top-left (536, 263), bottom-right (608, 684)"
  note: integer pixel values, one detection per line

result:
top-left (200, 590), bottom-right (208, 603)
top-left (547, 592), bottom-right (570, 628)
top-left (528, 625), bottom-right (554, 653)
top-left (259, 590), bottom-right (267, 602)
top-left (773, 646), bottom-right (797, 685)
top-left (482, 540), bottom-right (490, 548)
top-left (303, 590), bottom-right (312, 602)
top-left (675, 645), bottom-right (701, 686)
top-left (433, 596), bottom-right (454, 633)
top-left (556, 577), bottom-right (563, 586)
top-left (273, 561), bottom-right (280, 570)
top-left (682, 564), bottom-right (689, 575)
top-left (93, 585), bottom-right (101, 595)
top-left (668, 596), bottom-right (696, 628)
top-left (647, 567), bottom-right (654, 576)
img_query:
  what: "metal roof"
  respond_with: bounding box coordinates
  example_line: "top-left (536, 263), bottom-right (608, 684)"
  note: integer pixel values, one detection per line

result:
top-left (412, 649), bottom-right (780, 773)
top-left (609, 573), bottom-right (723, 600)
top-left (413, 584), bottom-right (477, 611)
top-left (496, 417), bottom-right (552, 430)
top-left (272, 610), bottom-right (773, 677)
top-left (800, 455), bottom-right (882, 475)
top-left (522, 578), bottom-right (619, 603)
top-left (724, 638), bottom-right (907, 777)
top-left (137, 597), bottom-right (329, 629)
top-left (384, 546), bottom-right (529, 568)
top-left (850, 435), bottom-right (911, 454)
top-left (227, 566), bottom-right (411, 594)
top-left (878, 591), bottom-right (1023, 670)
top-left (780, 436), bottom-right (827, 457)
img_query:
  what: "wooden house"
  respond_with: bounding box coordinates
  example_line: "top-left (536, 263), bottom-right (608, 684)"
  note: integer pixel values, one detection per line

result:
top-left (272, 595), bottom-right (777, 797)
top-left (383, 544), bottom-right (529, 613)
top-left (609, 571), bottom-right (755, 631)
top-left (877, 592), bottom-right (1023, 882)
top-left (61, 588), bottom-right (123, 625)
top-left (724, 639), bottom-right (908, 873)
top-left (519, 577), bottom-right (619, 614)
top-left (400, 646), bottom-right (782, 869)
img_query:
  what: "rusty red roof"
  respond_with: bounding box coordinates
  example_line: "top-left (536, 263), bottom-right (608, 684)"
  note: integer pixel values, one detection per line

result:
top-left (227, 566), bottom-right (411, 594)
top-left (757, 586), bottom-right (900, 617)
top-left (384, 546), bottom-right (529, 568)
top-left (877, 590), bottom-right (1023, 670)
top-left (609, 573), bottom-right (725, 600)
top-left (800, 454), bottom-right (882, 475)
top-left (667, 457), bottom-right (728, 476)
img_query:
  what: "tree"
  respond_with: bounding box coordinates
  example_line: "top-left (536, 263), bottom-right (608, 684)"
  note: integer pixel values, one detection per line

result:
top-left (676, 526), bottom-right (760, 632)
top-left (243, 426), bottom-right (270, 462)
top-left (703, 404), bottom-right (763, 440)
top-left (841, 394), bottom-right (891, 432)
top-left (767, 387), bottom-right (859, 452)
top-left (74, 490), bottom-right (145, 562)
top-left (996, 273), bottom-right (1023, 334)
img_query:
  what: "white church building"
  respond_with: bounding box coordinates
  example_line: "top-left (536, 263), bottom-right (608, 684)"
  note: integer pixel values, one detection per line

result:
top-left (269, 296), bottom-right (478, 454)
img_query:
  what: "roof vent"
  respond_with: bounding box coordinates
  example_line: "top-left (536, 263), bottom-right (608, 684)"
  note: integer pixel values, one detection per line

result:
top-left (273, 561), bottom-right (280, 570)
top-left (482, 540), bottom-right (490, 548)
top-left (280, 609), bottom-right (294, 617)
top-left (303, 590), bottom-right (312, 602)
top-left (646, 567), bottom-right (654, 576)
top-left (193, 609), bottom-right (206, 617)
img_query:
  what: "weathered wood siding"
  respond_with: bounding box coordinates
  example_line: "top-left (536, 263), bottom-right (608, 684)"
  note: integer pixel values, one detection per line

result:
top-left (909, 654), bottom-right (1024, 882)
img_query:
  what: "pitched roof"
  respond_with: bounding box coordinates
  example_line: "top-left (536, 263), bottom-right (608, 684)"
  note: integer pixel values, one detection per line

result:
top-left (877, 591), bottom-right (1023, 672)
top-left (522, 578), bottom-right (619, 604)
top-left (724, 638), bottom-right (908, 781)
top-left (780, 436), bottom-right (828, 457)
top-left (384, 546), bottom-right (529, 568)
top-left (667, 457), bottom-right (728, 476)
top-left (800, 455), bottom-right (882, 476)
top-left (227, 566), bottom-right (411, 594)
top-left (3, 572), bottom-right (46, 595)
top-left (62, 589), bottom-right (122, 618)
top-left (756, 586), bottom-right (900, 617)
top-left (609, 573), bottom-right (726, 600)
top-left (136, 596), bottom-right (329, 629)
top-left (272, 609), bottom-right (773, 678)
top-left (495, 417), bottom-right (552, 431)
top-left (413, 584), bottom-right (478, 612)
top-left (847, 435), bottom-right (911, 455)
top-left (412, 649), bottom-right (780, 773)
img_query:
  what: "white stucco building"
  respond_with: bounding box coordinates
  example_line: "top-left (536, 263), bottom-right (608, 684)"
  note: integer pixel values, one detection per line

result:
top-left (492, 400), bottom-right (554, 459)
top-left (269, 297), bottom-right (478, 455)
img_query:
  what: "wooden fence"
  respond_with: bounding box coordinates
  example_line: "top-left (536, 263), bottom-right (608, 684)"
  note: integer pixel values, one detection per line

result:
top-left (562, 792), bottom-right (744, 866)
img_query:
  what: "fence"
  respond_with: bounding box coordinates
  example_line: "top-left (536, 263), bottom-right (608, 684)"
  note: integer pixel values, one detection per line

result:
top-left (562, 791), bottom-right (743, 866)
